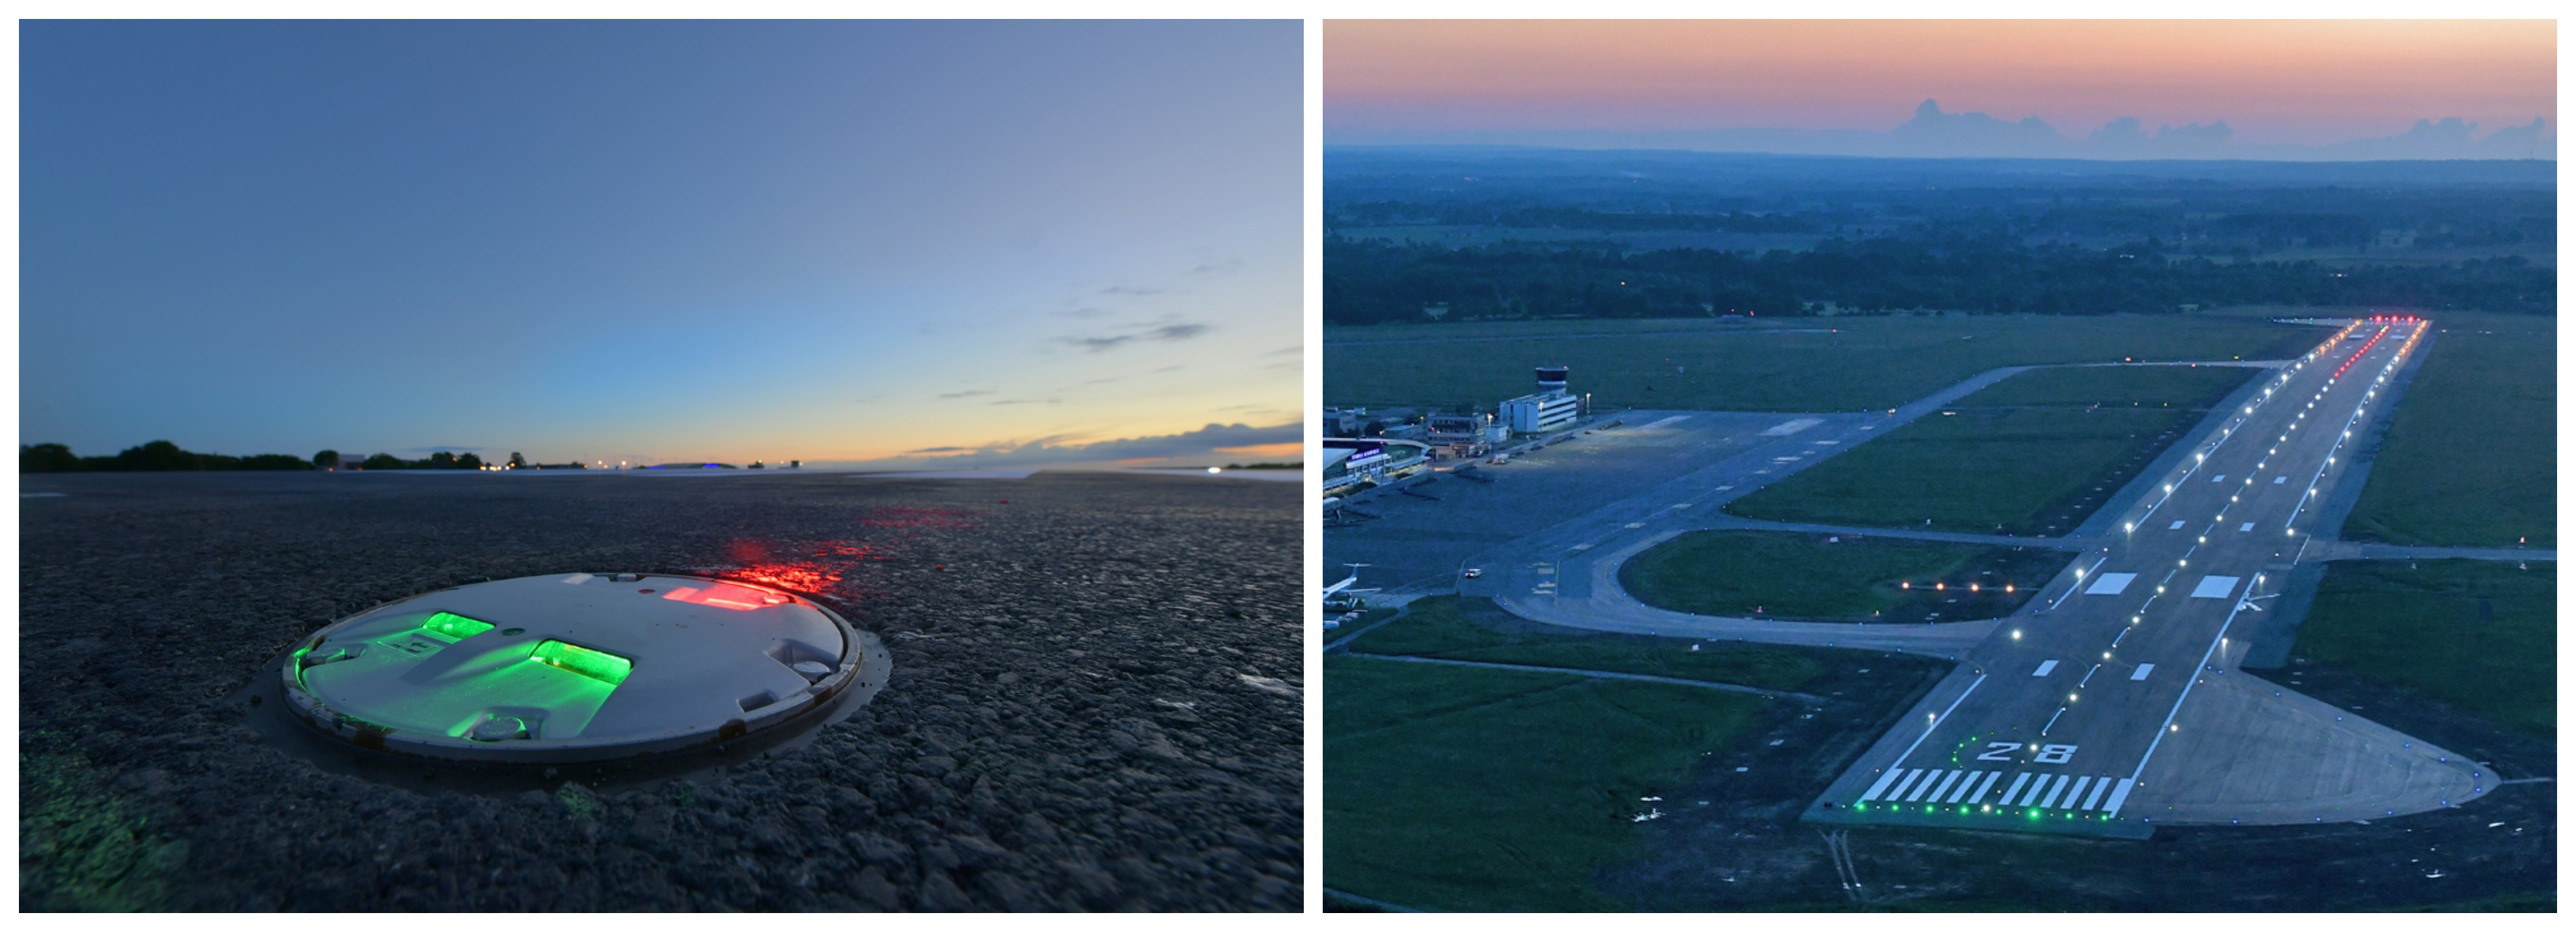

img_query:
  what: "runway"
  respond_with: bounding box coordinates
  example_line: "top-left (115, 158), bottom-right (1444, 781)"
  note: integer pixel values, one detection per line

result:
top-left (1809, 317), bottom-right (2491, 835)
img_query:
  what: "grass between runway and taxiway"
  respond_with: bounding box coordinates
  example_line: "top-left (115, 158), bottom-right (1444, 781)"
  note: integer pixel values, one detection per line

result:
top-left (1618, 530), bottom-right (2072, 622)
top-left (2291, 560), bottom-right (2555, 735)
top-left (2340, 314), bottom-right (2555, 548)
top-left (1341, 595), bottom-right (1824, 690)
top-left (1323, 654), bottom-right (1768, 911)
top-left (1324, 313), bottom-right (2319, 414)
top-left (1724, 364), bottom-right (2257, 536)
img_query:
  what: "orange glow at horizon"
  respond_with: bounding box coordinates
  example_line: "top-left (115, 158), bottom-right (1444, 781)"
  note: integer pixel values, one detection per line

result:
top-left (1214, 441), bottom-right (1303, 460)
top-left (1327, 20), bottom-right (2555, 144)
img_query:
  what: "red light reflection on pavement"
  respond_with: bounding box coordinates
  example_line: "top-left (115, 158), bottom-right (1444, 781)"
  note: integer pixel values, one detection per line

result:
top-left (729, 561), bottom-right (846, 594)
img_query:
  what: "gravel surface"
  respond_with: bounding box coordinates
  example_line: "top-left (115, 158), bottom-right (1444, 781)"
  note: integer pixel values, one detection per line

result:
top-left (19, 470), bottom-right (1302, 911)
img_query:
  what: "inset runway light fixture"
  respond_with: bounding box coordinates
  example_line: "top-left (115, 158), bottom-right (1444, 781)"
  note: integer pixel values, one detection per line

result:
top-left (275, 574), bottom-right (885, 764)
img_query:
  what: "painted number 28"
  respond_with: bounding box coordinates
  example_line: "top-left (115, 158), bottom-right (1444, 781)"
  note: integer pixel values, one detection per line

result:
top-left (1977, 742), bottom-right (2077, 764)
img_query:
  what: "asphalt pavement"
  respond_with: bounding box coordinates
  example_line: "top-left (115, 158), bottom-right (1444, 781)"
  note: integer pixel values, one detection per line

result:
top-left (18, 471), bottom-right (1301, 910)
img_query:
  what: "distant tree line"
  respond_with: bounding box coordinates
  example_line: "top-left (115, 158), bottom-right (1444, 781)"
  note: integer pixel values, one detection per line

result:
top-left (1324, 234), bottom-right (2555, 324)
top-left (21, 440), bottom-right (316, 473)
top-left (22, 441), bottom-right (491, 473)
top-left (347, 450), bottom-right (486, 470)
top-left (1334, 201), bottom-right (1819, 234)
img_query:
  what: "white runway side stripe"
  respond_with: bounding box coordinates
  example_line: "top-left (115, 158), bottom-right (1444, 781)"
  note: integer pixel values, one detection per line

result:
top-left (2103, 778), bottom-right (2137, 817)
top-left (1860, 768), bottom-right (1905, 802)
top-left (2083, 777), bottom-right (2114, 810)
top-left (2061, 776), bottom-right (2093, 809)
top-left (2000, 773), bottom-right (2034, 806)
top-left (1904, 770), bottom-right (1946, 802)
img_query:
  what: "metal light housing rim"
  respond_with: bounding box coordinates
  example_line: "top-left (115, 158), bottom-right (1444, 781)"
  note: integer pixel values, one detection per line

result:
top-left (278, 573), bottom-right (871, 765)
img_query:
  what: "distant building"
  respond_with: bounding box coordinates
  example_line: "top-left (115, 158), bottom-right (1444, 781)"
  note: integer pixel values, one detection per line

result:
top-left (1425, 414), bottom-right (1499, 459)
top-left (1499, 365), bottom-right (1582, 434)
top-left (1323, 438), bottom-right (1430, 496)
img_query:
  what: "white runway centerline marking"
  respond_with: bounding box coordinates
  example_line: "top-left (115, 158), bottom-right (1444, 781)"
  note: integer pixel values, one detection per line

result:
top-left (2190, 575), bottom-right (2241, 599)
top-left (2031, 660), bottom-right (2058, 676)
top-left (2240, 522), bottom-right (2255, 532)
top-left (2168, 520), bottom-right (2185, 530)
top-left (2131, 663), bottom-right (2155, 681)
top-left (2211, 475), bottom-right (2226, 483)
top-left (2084, 572), bottom-right (2136, 595)
top-left (2275, 476), bottom-right (2288, 484)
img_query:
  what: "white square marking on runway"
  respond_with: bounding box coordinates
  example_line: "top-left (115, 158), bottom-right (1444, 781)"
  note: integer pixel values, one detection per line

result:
top-left (2031, 660), bottom-right (2058, 676)
top-left (2131, 663), bottom-right (2155, 681)
top-left (2191, 575), bottom-right (2241, 599)
top-left (2240, 522), bottom-right (2255, 532)
top-left (2084, 572), bottom-right (2136, 595)
top-left (2275, 476), bottom-right (2288, 485)
top-left (2169, 520), bottom-right (2185, 530)
top-left (2211, 475), bottom-right (2226, 483)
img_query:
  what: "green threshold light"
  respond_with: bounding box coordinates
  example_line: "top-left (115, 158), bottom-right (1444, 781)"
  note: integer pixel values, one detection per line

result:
top-left (531, 640), bottom-right (634, 686)
top-left (425, 612), bottom-right (496, 640)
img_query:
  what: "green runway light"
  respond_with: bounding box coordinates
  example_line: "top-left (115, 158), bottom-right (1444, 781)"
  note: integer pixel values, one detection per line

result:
top-left (530, 639), bottom-right (633, 686)
top-left (425, 612), bottom-right (496, 640)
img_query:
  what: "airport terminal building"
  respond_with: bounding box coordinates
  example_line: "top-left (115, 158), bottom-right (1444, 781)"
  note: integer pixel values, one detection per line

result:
top-left (1323, 437), bottom-right (1430, 496)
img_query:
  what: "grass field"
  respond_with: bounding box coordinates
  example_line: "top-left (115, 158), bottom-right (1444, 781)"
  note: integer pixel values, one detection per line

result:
top-left (1343, 595), bottom-right (1825, 690)
top-left (1324, 313), bottom-right (2323, 413)
top-left (1324, 656), bottom-right (1769, 911)
top-left (2293, 560), bottom-right (2555, 735)
top-left (1618, 530), bottom-right (2073, 622)
top-left (1724, 365), bottom-right (2256, 536)
top-left (2340, 314), bottom-right (2555, 547)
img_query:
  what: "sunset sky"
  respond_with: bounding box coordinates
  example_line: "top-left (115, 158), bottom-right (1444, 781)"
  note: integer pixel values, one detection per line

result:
top-left (1327, 20), bottom-right (2555, 154)
top-left (21, 21), bottom-right (1301, 469)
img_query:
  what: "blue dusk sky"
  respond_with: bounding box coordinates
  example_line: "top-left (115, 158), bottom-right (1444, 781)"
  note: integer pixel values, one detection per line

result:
top-left (20, 20), bottom-right (1302, 468)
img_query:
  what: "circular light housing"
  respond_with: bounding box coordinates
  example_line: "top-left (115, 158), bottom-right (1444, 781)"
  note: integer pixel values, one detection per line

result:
top-left (279, 573), bottom-right (882, 763)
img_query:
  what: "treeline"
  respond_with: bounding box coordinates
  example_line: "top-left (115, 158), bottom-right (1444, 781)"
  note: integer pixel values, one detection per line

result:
top-left (1334, 201), bottom-right (1818, 234)
top-left (20, 441), bottom-right (496, 473)
top-left (1324, 234), bottom-right (2555, 324)
top-left (22, 440), bottom-right (316, 473)
top-left (342, 451), bottom-right (490, 470)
